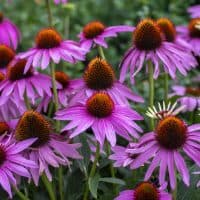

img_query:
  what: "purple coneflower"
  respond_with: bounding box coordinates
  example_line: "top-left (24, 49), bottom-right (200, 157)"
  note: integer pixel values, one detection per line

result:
top-left (157, 18), bottom-right (192, 49)
top-left (0, 12), bottom-right (20, 50)
top-left (54, 0), bottom-right (67, 4)
top-left (14, 110), bottom-right (82, 185)
top-left (0, 72), bottom-right (26, 121)
top-left (0, 134), bottom-right (37, 198)
top-left (129, 102), bottom-right (200, 189)
top-left (171, 85), bottom-right (200, 112)
top-left (18, 28), bottom-right (86, 73)
top-left (55, 92), bottom-right (143, 146)
top-left (120, 19), bottom-right (197, 83)
top-left (78, 21), bottom-right (134, 51)
top-left (71, 57), bottom-right (144, 105)
top-left (38, 71), bottom-right (76, 112)
top-left (0, 45), bottom-right (15, 73)
top-left (177, 18), bottom-right (200, 56)
top-left (109, 143), bottom-right (140, 168)
top-left (0, 58), bottom-right (54, 106)
top-left (188, 5), bottom-right (200, 18)
top-left (115, 181), bottom-right (172, 200)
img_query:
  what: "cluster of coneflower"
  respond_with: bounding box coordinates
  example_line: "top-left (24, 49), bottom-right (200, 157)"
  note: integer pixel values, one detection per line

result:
top-left (0, 1), bottom-right (199, 200)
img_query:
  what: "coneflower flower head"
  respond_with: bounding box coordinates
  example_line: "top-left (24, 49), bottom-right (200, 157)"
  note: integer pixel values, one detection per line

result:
top-left (0, 133), bottom-right (37, 198)
top-left (18, 28), bottom-right (86, 72)
top-left (115, 181), bottom-right (172, 200)
top-left (120, 18), bottom-right (197, 83)
top-left (78, 20), bottom-right (134, 51)
top-left (0, 12), bottom-right (20, 50)
top-left (0, 58), bottom-right (53, 106)
top-left (126, 102), bottom-right (200, 189)
top-left (14, 110), bottom-right (81, 185)
top-left (177, 18), bottom-right (200, 56)
top-left (171, 85), bottom-right (200, 112)
top-left (0, 45), bottom-right (15, 73)
top-left (56, 92), bottom-right (143, 146)
top-left (71, 57), bottom-right (144, 105)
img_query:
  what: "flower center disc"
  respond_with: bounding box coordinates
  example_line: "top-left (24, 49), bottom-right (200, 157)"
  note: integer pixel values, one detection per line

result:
top-left (83, 21), bottom-right (105, 39)
top-left (134, 182), bottom-right (159, 200)
top-left (55, 71), bottom-right (70, 88)
top-left (0, 13), bottom-right (4, 23)
top-left (0, 122), bottom-right (9, 135)
top-left (35, 28), bottom-right (62, 49)
top-left (157, 18), bottom-right (176, 42)
top-left (0, 45), bottom-right (15, 68)
top-left (156, 116), bottom-right (187, 149)
top-left (186, 87), bottom-right (200, 97)
top-left (7, 59), bottom-right (33, 81)
top-left (86, 92), bottom-right (114, 118)
top-left (84, 57), bottom-right (115, 90)
top-left (0, 72), bottom-right (5, 82)
top-left (188, 18), bottom-right (200, 38)
top-left (134, 19), bottom-right (162, 50)
top-left (0, 145), bottom-right (6, 166)
top-left (15, 110), bottom-right (51, 147)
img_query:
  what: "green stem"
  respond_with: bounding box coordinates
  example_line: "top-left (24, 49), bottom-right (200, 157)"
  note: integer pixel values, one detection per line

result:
top-left (58, 167), bottom-right (64, 200)
top-left (45, 1), bottom-right (63, 199)
top-left (24, 92), bottom-right (31, 110)
top-left (105, 141), bottom-right (117, 194)
top-left (45, 0), bottom-right (53, 27)
top-left (47, 101), bottom-right (54, 117)
top-left (14, 187), bottom-right (30, 200)
top-left (63, 15), bottom-right (70, 39)
top-left (50, 64), bottom-right (60, 131)
top-left (83, 142), bottom-right (100, 200)
top-left (172, 188), bottom-right (177, 200)
top-left (164, 73), bottom-right (168, 102)
top-left (41, 174), bottom-right (56, 200)
top-left (105, 141), bottom-right (115, 178)
top-left (148, 61), bottom-right (154, 130)
top-left (97, 46), bottom-right (106, 59)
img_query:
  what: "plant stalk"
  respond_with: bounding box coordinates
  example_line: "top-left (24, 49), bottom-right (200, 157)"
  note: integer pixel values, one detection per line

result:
top-left (148, 61), bottom-right (154, 130)
top-left (97, 46), bottom-right (106, 60)
top-left (83, 142), bottom-right (100, 200)
top-left (164, 73), bottom-right (168, 102)
top-left (41, 174), bottom-right (56, 200)
top-left (14, 187), bottom-right (30, 200)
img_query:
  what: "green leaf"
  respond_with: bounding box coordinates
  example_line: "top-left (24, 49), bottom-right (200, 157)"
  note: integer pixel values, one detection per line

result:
top-left (89, 174), bottom-right (100, 199)
top-left (99, 177), bottom-right (126, 185)
top-left (76, 134), bottom-right (91, 176)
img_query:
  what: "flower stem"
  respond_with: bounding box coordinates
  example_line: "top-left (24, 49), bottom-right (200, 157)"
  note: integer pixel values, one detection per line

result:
top-left (148, 61), bottom-right (154, 130)
top-left (97, 46), bottom-right (106, 60)
top-left (41, 174), bottom-right (56, 200)
top-left (58, 167), bottom-right (64, 200)
top-left (45, 1), bottom-right (63, 199)
top-left (83, 142), bottom-right (100, 200)
top-left (164, 73), bottom-right (168, 102)
top-left (172, 188), bottom-right (177, 200)
top-left (45, 0), bottom-right (53, 27)
top-left (105, 141), bottom-right (117, 195)
top-left (13, 187), bottom-right (30, 200)
top-left (105, 141), bottom-right (115, 178)
top-left (50, 64), bottom-right (60, 131)
top-left (24, 91), bottom-right (31, 110)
